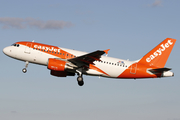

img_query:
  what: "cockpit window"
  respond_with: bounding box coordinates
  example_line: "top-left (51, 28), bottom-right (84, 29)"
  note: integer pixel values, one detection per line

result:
top-left (11, 44), bottom-right (20, 47)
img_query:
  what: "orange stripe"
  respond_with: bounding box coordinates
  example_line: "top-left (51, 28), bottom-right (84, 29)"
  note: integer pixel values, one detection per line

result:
top-left (17, 41), bottom-right (75, 59)
top-left (118, 63), bottom-right (160, 78)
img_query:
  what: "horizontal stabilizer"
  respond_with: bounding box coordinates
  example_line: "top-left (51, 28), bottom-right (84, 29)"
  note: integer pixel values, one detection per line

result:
top-left (148, 68), bottom-right (171, 74)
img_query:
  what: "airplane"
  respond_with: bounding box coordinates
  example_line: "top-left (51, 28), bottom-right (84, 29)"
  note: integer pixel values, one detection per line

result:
top-left (3, 38), bottom-right (176, 86)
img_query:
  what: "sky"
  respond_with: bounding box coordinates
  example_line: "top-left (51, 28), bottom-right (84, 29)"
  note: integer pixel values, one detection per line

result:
top-left (0, 0), bottom-right (180, 120)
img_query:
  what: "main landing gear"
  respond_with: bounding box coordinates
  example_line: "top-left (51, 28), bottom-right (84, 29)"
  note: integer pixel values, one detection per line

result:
top-left (77, 75), bottom-right (84, 86)
top-left (76, 69), bottom-right (84, 86)
top-left (22, 61), bottom-right (29, 73)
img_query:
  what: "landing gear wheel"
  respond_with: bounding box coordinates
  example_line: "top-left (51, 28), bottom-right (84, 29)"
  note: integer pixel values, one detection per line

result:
top-left (22, 61), bottom-right (29, 73)
top-left (22, 68), bottom-right (27, 73)
top-left (77, 76), bottom-right (84, 86)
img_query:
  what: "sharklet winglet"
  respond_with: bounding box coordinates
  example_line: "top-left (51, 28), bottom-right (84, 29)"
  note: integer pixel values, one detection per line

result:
top-left (104, 49), bottom-right (110, 54)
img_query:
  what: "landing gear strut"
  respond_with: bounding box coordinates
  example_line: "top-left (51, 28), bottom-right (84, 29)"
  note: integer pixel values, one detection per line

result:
top-left (22, 61), bottom-right (29, 73)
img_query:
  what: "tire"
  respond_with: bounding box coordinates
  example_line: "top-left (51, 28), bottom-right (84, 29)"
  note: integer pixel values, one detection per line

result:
top-left (78, 80), bottom-right (84, 86)
top-left (22, 68), bottom-right (27, 73)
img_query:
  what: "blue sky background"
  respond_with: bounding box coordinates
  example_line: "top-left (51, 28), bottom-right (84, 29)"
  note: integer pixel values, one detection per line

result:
top-left (0, 0), bottom-right (180, 120)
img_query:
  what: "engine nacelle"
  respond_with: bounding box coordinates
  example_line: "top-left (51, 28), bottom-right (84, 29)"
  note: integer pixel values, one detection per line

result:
top-left (47, 58), bottom-right (67, 71)
top-left (51, 70), bottom-right (67, 77)
top-left (50, 70), bottom-right (75, 77)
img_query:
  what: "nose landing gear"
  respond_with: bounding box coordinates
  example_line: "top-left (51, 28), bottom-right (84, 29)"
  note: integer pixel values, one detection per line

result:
top-left (22, 61), bottom-right (29, 73)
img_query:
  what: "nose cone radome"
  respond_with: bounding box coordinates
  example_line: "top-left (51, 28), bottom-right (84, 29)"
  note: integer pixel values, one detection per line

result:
top-left (3, 47), bottom-right (11, 56)
top-left (3, 47), bottom-right (8, 55)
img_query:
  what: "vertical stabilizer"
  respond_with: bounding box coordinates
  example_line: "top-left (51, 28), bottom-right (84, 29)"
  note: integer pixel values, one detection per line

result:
top-left (138, 38), bottom-right (176, 68)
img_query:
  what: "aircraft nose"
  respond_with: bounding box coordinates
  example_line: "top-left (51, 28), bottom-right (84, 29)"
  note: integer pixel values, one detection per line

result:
top-left (3, 47), bottom-right (10, 55)
top-left (3, 47), bottom-right (8, 54)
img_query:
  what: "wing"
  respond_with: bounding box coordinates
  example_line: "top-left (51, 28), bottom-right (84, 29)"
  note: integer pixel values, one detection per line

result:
top-left (68, 49), bottom-right (110, 67)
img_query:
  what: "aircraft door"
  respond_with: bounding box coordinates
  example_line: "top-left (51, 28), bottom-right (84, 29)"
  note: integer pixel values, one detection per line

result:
top-left (24, 43), bottom-right (32, 54)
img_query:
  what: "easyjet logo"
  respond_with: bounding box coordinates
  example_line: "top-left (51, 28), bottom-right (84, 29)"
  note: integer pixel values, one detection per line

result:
top-left (34, 45), bottom-right (61, 52)
top-left (146, 40), bottom-right (173, 63)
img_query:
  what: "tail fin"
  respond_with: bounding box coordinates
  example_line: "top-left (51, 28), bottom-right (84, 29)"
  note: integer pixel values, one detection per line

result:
top-left (138, 38), bottom-right (176, 68)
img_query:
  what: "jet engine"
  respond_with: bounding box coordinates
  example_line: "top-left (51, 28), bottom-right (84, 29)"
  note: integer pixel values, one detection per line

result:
top-left (47, 58), bottom-right (67, 71)
top-left (47, 58), bottom-right (75, 77)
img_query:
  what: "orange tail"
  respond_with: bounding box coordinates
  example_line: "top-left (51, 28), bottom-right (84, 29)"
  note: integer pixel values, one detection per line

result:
top-left (138, 38), bottom-right (176, 68)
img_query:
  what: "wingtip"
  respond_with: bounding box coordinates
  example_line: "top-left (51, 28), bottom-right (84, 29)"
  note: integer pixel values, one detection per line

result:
top-left (104, 49), bottom-right (110, 54)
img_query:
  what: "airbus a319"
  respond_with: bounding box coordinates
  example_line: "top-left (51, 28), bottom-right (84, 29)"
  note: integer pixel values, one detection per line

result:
top-left (3, 38), bottom-right (176, 86)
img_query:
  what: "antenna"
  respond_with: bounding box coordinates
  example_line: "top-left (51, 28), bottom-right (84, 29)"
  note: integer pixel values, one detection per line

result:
top-left (32, 40), bottom-right (35, 42)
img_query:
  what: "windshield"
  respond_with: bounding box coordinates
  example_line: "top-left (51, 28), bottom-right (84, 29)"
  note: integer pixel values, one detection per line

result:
top-left (11, 43), bottom-right (20, 47)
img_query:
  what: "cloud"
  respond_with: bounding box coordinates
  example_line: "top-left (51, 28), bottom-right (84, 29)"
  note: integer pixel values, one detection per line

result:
top-left (0, 17), bottom-right (26, 29)
top-left (0, 17), bottom-right (74, 30)
top-left (148, 0), bottom-right (163, 7)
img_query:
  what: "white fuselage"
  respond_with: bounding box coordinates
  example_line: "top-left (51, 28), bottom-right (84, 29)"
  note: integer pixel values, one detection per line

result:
top-left (3, 44), bottom-right (136, 78)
